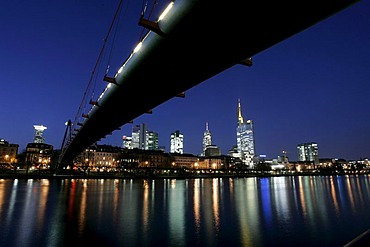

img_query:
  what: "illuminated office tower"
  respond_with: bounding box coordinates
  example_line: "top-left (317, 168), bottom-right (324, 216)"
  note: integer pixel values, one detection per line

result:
top-left (131, 123), bottom-right (147, 149)
top-left (170, 130), bottom-right (184, 154)
top-left (202, 122), bottom-right (212, 156)
top-left (122, 135), bottom-right (132, 149)
top-left (130, 123), bottom-right (158, 150)
top-left (147, 131), bottom-right (159, 150)
top-left (297, 142), bottom-right (319, 165)
top-left (33, 125), bottom-right (47, 143)
top-left (236, 99), bottom-right (255, 167)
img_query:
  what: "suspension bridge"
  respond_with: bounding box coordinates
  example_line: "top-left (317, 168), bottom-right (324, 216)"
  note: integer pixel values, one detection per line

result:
top-left (57, 0), bottom-right (359, 169)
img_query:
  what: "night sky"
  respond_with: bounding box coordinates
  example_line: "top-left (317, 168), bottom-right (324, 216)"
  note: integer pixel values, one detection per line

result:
top-left (1, 0), bottom-right (369, 161)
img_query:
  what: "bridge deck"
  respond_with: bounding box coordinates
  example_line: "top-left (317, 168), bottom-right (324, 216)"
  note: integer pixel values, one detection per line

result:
top-left (59, 0), bottom-right (359, 165)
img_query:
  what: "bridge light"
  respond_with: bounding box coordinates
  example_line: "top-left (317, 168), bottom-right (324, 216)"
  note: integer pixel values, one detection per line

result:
top-left (158, 2), bottom-right (174, 21)
top-left (133, 42), bottom-right (143, 53)
top-left (118, 66), bottom-right (124, 74)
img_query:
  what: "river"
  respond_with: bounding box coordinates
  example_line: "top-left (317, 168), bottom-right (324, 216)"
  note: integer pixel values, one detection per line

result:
top-left (1, 175), bottom-right (369, 246)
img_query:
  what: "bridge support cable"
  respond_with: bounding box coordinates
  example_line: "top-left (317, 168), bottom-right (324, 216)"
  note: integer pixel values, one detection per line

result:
top-left (59, 0), bottom-right (126, 165)
top-left (56, 120), bottom-right (72, 171)
top-left (139, 0), bottom-right (160, 40)
top-left (72, 0), bottom-right (124, 127)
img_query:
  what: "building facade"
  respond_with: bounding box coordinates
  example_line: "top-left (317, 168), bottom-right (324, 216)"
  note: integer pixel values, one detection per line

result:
top-left (236, 98), bottom-right (255, 168)
top-left (122, 135), bottom-right (132, 149)
top-left (0, 139), bottom-right (19, 166)
top-left (147, 131), bottom-right (159, 150)
top-left (170, 130), bottom-right (184, 154)
top-left (130, 123), bottom-right (159, 150)
top-left (25, 143), bottom-right (53, 170)
top-left (205, 145), bottom-right (221, 157)
top-left (131, 123), bottom-right (147, 149)
top-left (202, 122), bottom-right (212, 156)
top-left (33, 125), bottom-right (47, 143)
top-left (297, 142), bottom-right (319, 165)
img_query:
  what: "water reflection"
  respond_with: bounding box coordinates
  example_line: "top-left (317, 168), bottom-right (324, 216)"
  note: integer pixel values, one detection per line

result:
top-left (0, 175), bottom-right (370, 246)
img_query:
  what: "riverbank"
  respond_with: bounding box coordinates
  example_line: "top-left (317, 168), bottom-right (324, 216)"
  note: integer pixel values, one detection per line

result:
top-left (0, 170), bottom-right (366, 180)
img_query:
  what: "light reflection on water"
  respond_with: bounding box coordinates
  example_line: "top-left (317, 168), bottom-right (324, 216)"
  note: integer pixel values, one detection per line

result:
top-left (0, 175), bottom-right (370, 246)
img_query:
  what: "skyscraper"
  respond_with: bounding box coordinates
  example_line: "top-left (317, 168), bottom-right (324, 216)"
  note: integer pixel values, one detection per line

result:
top-left (297, 142), bottom-right (319, 165)
top-left (147, 131), bottom-right (159, 150)
top-left (236, 99), bottom-right (255, 167)
top-left (131, 124), bottom-right (147, 149)
top-left (33, 125), bottom-right (47, 143)
top-left (170, 130), bottom-right (184, 154)
top-left (202, 122), bottom-right (212, 156)
top-left (131, 123), bottom-right (159, 150)
top-left (122, 135), bottom-right (132, 149)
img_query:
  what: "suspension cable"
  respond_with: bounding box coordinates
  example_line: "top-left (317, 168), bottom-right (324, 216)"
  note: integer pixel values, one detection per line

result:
top-left (73, 0), bottom-right (125, 129)
top-left (139, 0), bottom-right (158, 40)
top-left (106, 0), bottom-right (130, 77)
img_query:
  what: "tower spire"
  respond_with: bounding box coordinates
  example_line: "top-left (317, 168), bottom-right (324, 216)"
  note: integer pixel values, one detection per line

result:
top-left (238, 98), bottom-right (244, 124)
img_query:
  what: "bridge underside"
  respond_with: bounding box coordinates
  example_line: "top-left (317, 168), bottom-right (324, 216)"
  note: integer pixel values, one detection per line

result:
top-left (59, 0), bottom-right (359, 165)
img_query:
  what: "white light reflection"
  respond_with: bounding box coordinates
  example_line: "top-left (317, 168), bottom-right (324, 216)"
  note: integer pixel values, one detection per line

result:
top-left (193, 179), bottom-right (201, 237)
top-left (36, 179), bottom-right (50, 235)
top-left (329, 176), bottom-right (340, 215)
top-left (346, 176), bottom-right (356, 211)
top-left (3, 180), bottom-right (18, 236)
top-left (298, 176), bottom-right (308, 219)
top-left (142, 179), bottom-right (150, 234)
top-left (46, 181), bottom-right (66, 246)
top-left (168, 179), bottom-right (185, 246)
top-left (234, 178), bottom-right (258, 246)
top-left (78, 179), bottom-right (88, 236)
top-left (354, 175), bottom-right (365, 206)
top-left (17, 179), bottom-right (39, 245)
top-left (118, 179), bottom-right (140, 246)
top-left (271, 177), bottom-right (291, 224)
top-left (212, 178), bottom-right (220, 231)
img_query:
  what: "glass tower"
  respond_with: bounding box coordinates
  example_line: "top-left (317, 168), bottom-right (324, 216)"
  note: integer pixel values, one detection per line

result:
top-left (170, 130), bottom-right (184, 154)
top-left (131, 123), bottom-right (148, 149)
top-left (147, 131), bottom-right (159, 150)
top-left (202, 122), bottom-right (212, 156)
top-left (297, 142), bottom-right (319, 165)
top-left (236, 99), bottom-right (255, 167)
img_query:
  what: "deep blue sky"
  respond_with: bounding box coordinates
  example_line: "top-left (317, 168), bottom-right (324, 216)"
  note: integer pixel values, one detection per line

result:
top-left (1, 0), bottom-right (369, 161)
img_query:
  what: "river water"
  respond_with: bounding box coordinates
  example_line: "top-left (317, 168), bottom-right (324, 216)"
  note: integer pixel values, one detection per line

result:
top-left (1, 175), bottom-right (369, 247)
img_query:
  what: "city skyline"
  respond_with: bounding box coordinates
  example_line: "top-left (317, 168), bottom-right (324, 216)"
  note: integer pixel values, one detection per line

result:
top-left (0, 98), bottom-right (362, 163)
top-left (1, 1), bottom-right (369, 161)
